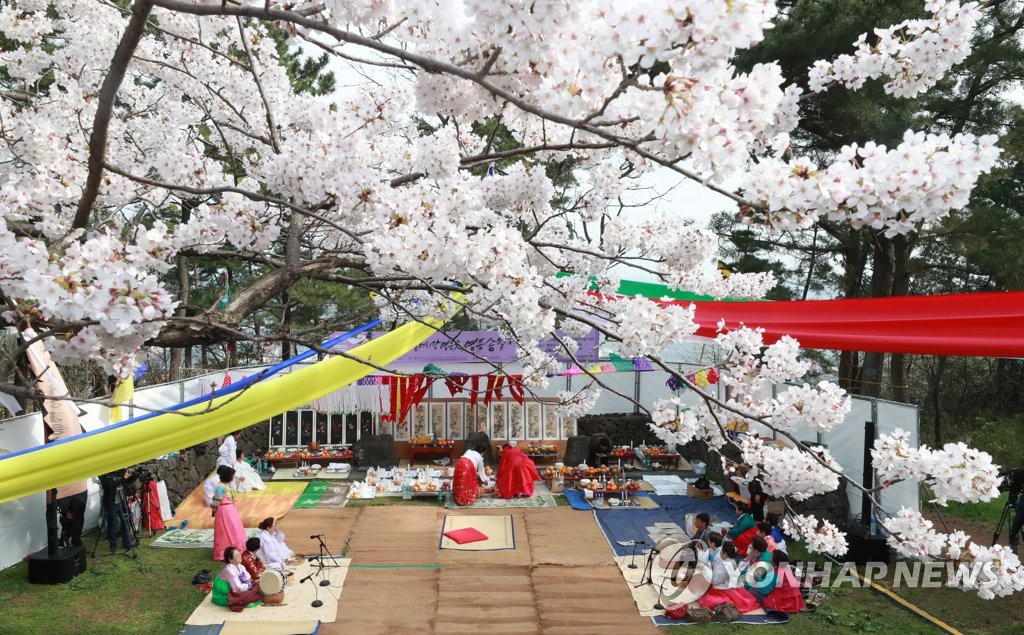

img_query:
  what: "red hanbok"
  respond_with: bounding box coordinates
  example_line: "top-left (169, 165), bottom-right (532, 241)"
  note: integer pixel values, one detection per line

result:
top-left (699, 586), bottom-right (761, 613)
top-left (496, 447), bottom-right (541, 499)
top-left (732, 526), bottom-right (759, 557)
top-left (452, 456), bottom-right (480, 506)
top-left (763, 566), bottom-right (807, 613)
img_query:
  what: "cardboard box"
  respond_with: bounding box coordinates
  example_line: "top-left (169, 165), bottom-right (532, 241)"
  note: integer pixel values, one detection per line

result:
top-left (687, 484), bottom-right (715, 499)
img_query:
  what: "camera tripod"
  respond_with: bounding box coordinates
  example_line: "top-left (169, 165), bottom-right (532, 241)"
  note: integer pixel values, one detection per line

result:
top-left (993, 500), bottom-right (1016, 547)
top-left (92, 484), bottom-right (139, 558)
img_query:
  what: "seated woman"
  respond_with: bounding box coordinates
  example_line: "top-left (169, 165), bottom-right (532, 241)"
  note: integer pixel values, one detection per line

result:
top-left (496, 444), bottom-right (541, 499)
top-left (234, 449), bottom-right (266, 493)
top-left (727, 501), bottom-right (758, 557)
top-left (214, 546), bottom-right (262, 612)
top-left (766, 513), bottom-right (788, 554)
top-left (211, 467), bottom-right (248, 562)
top-left (698, 540), bottom-right (760, 614)
top-left (452, 445), bottom-right (488, 506)
top-left (757, 522), bottom-right (777, 552)
top-left (257, 517), bottom-right (296, 570)
top-left (763, 551), bottom-right (807, 613)
top-left (241, 537), bottom-right (268, 581)
top-left (741, 536), bottom-right (776, 604)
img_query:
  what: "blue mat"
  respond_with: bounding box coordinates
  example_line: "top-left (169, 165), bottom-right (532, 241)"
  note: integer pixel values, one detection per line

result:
top-left (594, 495), bottom-right (739, 556)
top-left (651, 494), bottom-right (738, 525)
top-left (652, 610), bottom-right (789, 626)
top-left (562, 489), bottom-right (594, 511)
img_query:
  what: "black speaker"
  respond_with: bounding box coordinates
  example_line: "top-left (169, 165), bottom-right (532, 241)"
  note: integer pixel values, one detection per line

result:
top-left (843, 535), bottom-right (890, 566)
top-left (27, 544), bottom-right (86, 584)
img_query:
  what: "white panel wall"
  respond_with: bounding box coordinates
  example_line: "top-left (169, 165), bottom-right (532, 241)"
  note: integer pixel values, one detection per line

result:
top-left (823, 397), bottom-right (873, 519)
top-left (876, 400), bottom-right (921, 515)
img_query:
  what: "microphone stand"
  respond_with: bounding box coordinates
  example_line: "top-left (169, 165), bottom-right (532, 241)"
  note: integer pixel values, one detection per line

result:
top-left (634, 545), bottom-right (659, 588)
top-left (653, 573), bottom-right (668, 610)
top-left (311, 533), bottom-right (342, 569)
top-left (299, 559), bottom-right (326, 607)
top-left (628, 541), bottom-right (644, 569)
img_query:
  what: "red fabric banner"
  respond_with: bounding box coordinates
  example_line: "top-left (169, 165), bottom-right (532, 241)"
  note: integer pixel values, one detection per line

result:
top-left (591, 291), bottom-right (1024, 358)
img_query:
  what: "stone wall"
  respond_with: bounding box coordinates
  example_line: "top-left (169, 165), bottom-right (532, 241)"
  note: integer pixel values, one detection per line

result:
top-left (138, 419), bottom-right (270, 507)
top-left (576, 414), bottom-right (662, 447)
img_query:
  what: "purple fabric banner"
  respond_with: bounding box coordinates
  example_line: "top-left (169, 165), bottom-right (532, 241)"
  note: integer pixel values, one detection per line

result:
top-left (330, 330), bottom-right (599, 365)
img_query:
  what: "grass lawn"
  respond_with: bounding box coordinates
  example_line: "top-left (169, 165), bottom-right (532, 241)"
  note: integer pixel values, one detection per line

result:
top-left (0, 531), bottom-right (213, 635)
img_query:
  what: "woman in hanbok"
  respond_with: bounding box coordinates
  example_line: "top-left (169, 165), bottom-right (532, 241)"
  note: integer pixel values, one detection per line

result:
top-left (452, 445), bottom-right (487, 506)
top-left (217, 431), bottom-right (239, 468)
top-left (215, 546), bottom-right (262, 612)
top-left (233, 449), bottom-right (266, 493)
top-left (211, 467), bottom-right (247, 562)
top-left (698, 540), bottom-right (761, 613)
top-left (763, 551), bottom-right (807, 613)
top-left (496, 445), bottom-right (541, 499)
top-left (257, 516), bottom-right (296, 570)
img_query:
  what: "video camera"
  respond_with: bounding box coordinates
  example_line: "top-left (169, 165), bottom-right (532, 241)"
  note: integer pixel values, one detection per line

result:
top-left (998, 468), bottom-right (1024, 499)
top-left (128, 465), bottom-right (154, 483)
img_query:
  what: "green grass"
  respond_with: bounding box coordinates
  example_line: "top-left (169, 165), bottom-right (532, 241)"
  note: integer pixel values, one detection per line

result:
top-left (0, 531), bottom-right (213, 635)
top-left (941, 492), bottom-right (1011, 525)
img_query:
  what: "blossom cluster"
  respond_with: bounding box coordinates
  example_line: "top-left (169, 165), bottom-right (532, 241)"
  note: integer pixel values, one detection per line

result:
top-left (745, 130), bottom-right (1001, 236)
top-left (872, 428), bottom-right (1002, 504)
top-left (782, 513), bottom-right (849, 557)
top-left (882, 509), bottom-right (1024, 598)
top-left (808, 1), bottom-right (980, 98)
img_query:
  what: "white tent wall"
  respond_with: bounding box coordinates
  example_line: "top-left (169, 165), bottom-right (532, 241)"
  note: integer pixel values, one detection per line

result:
top-left (876, 399), bottom-right (921, 516)
top-left (823, 398), bottom-right (874, 522)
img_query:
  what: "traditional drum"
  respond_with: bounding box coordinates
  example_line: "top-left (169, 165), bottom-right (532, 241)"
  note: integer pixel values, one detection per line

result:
top-left (259, 568), bottom-right (285, 605)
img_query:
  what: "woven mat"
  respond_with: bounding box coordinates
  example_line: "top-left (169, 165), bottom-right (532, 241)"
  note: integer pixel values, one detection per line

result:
top-left (185, 558), bottom-right (350, 625)
top-left (152, 527), bottom-right (260, 549)
top-left (439, 514), bottom-right (515, 551)
top-left (172, 481), bottom-right (308, 529)
top-left (293, 482), bottom-right (350, 509)
top-left (444, 482), bottom-right (556, 509)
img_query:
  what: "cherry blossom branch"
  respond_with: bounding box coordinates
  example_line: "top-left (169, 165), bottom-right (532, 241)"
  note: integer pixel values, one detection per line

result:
top-left (235, 17), bottom-right (281, 153)
top-left (102, 161), bottom-right (362, 241)
top-left (73, 0), bottom-right (154, 229)
top-left (147, 0), bottom-right (759, 212)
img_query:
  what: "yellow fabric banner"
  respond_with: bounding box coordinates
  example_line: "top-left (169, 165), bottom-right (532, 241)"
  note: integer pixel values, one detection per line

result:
top-left (0, 314), bottom-right (448, 503)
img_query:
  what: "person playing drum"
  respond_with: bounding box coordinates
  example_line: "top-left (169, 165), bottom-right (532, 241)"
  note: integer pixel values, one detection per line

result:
top-left (240, 538), bottom-right (286, 604)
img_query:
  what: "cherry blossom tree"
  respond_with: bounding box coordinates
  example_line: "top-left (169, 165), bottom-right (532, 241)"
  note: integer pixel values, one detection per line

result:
top-left (0, 0), bottom-right (1018, 596)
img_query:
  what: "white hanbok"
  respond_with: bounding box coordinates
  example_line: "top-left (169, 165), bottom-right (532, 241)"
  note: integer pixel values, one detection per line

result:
top-left (233, 460), bottom-right (266, 492)
top-left (216, 435), bottom-right (237, 468)
top-left (257, 528), bottom-right (294, 570)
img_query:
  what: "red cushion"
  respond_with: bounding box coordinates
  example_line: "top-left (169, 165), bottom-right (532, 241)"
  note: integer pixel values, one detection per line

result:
top-left (443, 527), bottom-right (489, 544)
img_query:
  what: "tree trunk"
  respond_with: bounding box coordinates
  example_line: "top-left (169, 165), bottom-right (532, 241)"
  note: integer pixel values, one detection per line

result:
top-left (837, 228), bottom-right (868, 393)
top-left (860, 235), bottom-right (895, 398)
top-left (280, 291), bottom-right (292, 361)
top-left (930, 357), bottom-right (947, 444)
top-left (889, 233), bottom-right (913, 403)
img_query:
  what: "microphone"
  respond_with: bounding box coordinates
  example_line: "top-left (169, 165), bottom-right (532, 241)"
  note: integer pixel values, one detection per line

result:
top-left (616, 540), bottom-right (646, 547)
top-left (310, 534), bottom-right (324, 539)
top-left (299, 571), bottom-right (316, 584)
